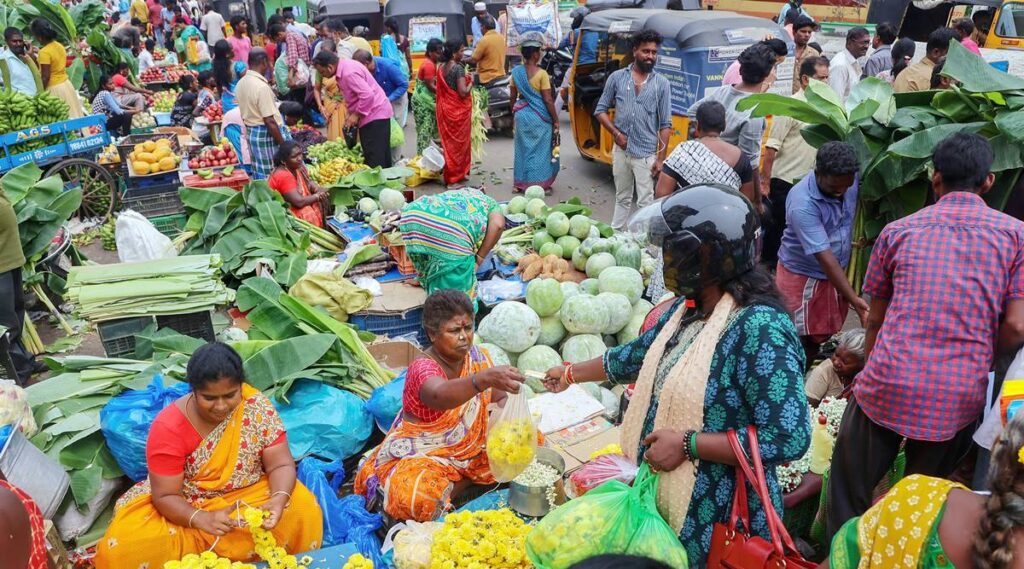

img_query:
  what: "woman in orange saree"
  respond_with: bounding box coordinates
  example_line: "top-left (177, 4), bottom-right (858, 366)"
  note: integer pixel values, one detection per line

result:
top-left (96, 343), bottom-right (323, 567)
top-left (434, 40), bottom-right (474, 187)
top-left (354, 290), bottom-right (525, 521)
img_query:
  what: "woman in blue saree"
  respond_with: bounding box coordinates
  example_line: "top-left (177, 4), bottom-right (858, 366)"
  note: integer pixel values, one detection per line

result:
top-left (510, 40), bottom-right (560, 193)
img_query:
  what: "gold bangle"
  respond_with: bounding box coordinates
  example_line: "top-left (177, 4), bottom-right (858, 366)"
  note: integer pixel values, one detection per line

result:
top-left (270, 490), bottom-right (292, 507)
top-left (188, 508), bottom-right (202, 528)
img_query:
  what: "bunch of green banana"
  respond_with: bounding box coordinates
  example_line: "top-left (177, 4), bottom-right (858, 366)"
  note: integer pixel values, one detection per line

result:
top-left (100, 219), bottom-right (116, 251)
top-left (34, 92), bottom-right (70, 124)
top-left (6, 92), bottom-right (38, 131)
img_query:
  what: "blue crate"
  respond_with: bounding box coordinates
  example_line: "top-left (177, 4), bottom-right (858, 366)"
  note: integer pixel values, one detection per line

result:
top-left (349, 307), bottom-right (429, 347)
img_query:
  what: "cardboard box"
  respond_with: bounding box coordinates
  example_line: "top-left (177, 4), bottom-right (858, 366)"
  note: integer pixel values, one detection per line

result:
top-left (44, 520), bottom-right (70, 569)
top-left (368, 341), bottom-right (428, 371)
top-left (360, 282), bottom-right (426, 314)
top-left (545, 419), bottom-right (621, 473)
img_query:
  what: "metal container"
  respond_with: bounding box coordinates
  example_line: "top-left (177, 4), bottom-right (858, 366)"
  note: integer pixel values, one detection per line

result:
top-left (0, 424), bottom-right (70, 518)
top-left (508, 447), bottom-right (567, 518)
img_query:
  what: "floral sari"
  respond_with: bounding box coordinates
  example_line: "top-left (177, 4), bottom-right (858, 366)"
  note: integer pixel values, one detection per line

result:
top-left (95, 384), bottom-right (323, 568)
top-left (354, 347), bottom-right (494, 521)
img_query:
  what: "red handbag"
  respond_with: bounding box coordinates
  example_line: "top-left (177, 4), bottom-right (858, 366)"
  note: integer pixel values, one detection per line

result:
top-left (707, 426), bottom-right (816, 569)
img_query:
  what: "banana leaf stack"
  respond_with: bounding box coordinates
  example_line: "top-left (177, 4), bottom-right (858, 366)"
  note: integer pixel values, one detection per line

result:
top-left (175, 181), bottom-right (345, 289)
top-left (65, 255), bottom-right (234, 321)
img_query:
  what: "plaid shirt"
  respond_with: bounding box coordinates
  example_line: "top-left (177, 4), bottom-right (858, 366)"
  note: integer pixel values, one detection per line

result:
top-left (284, 32), bottom-right (311, 68)
top-left (855, 192), bottom-right (1024, 441)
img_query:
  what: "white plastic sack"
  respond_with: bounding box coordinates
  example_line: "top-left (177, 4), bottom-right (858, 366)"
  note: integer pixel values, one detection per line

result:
top-left (53, 477), bottom-right (125, 541)
top-left (507, 0), bottom-right (562, 49)
top-left (115, 210), bottom-right (178, 263)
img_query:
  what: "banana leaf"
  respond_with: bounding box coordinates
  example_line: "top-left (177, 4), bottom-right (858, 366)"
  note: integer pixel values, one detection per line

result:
top-left (69, 0), bottom-right (105, 32)
top-left (242, 333), bottom-right (336, 392)
top-left (846, 77), bottom-right (895, 126)
top-left (68, 465), bottom-right (101, 506)
top-left (29, 0), bottom-right (76, 47)
top-left (68, 56), bottom-right (84, 90)
top-left (941, 40), bottom-right (1024, 94)
top-left (888, 122), bottom-right (987, 159)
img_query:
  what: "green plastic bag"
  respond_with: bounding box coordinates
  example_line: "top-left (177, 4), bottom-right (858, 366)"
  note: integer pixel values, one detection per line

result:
top-left (390, 118), bottom-right (405, 149)
top-left (526, 463), bottom-right (688, 568)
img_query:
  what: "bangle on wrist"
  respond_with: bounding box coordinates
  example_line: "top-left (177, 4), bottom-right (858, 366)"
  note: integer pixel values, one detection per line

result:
top-left (270, 490), bottom-right (292, 508)
top-left (471, 374), bottom-right (483, 392)
top-left (689, 431), bottom-right (700, 461)
top-left (682, 429), bottom-right (698, 462)
top-left (188, 508), bottom-right (202, 528)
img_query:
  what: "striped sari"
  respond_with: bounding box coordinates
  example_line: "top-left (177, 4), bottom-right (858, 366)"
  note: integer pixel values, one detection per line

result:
top-left (511, 65), bottom-right (559, 191)
top-left (398, 189), bottom-right (499, 302)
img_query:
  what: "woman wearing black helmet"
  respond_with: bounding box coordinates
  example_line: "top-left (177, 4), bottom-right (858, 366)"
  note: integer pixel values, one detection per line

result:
top-left (544, 185), bottom-right (811, 566)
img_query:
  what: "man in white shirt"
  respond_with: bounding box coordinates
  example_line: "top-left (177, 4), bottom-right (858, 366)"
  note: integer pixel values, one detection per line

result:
top-left (827, 26), bottom-right (869, 102)
top-left (199, 4), bottom-right (225, 45)
top-left (0, 28), bottom-right (40, 96)
top-left (137, 38), bottom-right (156, 72)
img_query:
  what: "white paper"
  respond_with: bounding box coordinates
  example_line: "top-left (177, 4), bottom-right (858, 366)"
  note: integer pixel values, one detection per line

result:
top-left (528, 385), bottom-right (606, 434)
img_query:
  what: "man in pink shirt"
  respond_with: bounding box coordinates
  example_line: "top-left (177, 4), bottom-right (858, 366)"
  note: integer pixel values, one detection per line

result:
top-left (312, 49), bottom-right (394, 168)
top-left (954, 17), bottom-right (983, 55)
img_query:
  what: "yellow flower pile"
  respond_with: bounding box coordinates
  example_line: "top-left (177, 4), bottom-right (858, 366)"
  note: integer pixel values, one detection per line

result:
top-left (242, 508), bottom-right (309, 569)
top-left (430, 509), bottom-right (532, 569)
top-left (163, 552), bottom-right (256, 569)
top-left (486, 418), bottom-right (536, 482)
top-left (342, 553), bottom-right (373, 569)
top-left (588, 443), bottom-right (622, 461)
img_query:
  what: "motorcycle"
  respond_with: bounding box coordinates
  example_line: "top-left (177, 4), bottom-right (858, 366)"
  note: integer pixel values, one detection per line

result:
top-left (481, 75), bottom-right (513, 134)
top-left (541, 46), bottom-right (573, 108)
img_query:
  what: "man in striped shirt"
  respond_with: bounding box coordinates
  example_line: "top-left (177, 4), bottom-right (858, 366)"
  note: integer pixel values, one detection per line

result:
top-left (595, 29), bottom-right (673, 230)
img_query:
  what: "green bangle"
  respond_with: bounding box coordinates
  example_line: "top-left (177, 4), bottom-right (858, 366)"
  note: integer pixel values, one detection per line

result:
top-left (689, 431), bottom-right (700, 461)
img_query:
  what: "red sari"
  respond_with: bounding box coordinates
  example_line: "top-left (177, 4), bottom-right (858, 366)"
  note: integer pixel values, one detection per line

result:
top-left (435, 63), bottom-right (473, 185)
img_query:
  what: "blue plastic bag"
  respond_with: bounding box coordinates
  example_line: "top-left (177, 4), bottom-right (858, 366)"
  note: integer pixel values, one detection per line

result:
top-left (297, 457), bottom-right (383, 564)
top-left (276, 380), bottom-right (373, 461)
top-left (365, 371), bottom-right (406, 432)
top-left (100, 375), bottom-right (190, 481)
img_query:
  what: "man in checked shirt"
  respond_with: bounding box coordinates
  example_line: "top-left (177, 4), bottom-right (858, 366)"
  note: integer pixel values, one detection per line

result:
top-left (826, 133), bottom-right (1024, 539)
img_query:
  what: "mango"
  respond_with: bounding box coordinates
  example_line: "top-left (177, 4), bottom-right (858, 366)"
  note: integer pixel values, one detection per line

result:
top-left (133, 161), bottom-right (151, 174)
top-left (158, 157), bottom-right (176, 171)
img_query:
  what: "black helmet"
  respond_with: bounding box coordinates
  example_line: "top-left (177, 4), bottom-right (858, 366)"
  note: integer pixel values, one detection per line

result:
top-left (628, 185), bottom-right (760, 297)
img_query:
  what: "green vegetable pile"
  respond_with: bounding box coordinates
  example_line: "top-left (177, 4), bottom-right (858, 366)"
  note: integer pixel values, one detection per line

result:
top-left (306, 139), bottom-right (365, 164)
top-left (738, 41), bottom-right (1024, 290)
top-left (65, 255), bottom-right (235, 321)
top-left (175, 182), bottom-right (343, 288)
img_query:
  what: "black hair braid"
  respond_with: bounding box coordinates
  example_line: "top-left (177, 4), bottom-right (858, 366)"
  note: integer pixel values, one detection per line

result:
top-left (974, 412), bottom-right (1024, 569)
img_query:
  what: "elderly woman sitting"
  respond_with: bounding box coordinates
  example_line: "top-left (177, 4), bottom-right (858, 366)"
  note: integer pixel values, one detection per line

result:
top-left (805, 328), bottom-right (866, 406)
top-left (354, 289), bottom-right (525, 521)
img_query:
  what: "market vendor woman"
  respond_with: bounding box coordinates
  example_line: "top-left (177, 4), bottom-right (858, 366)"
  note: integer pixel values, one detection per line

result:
top-left (399, 189), bottom-right (505, 305)
top-left (544, 185), bottom-right (811, 566)
top-left (354, 289), bottom-right (525, 521)
top-left (95, 343), bottom-right (323, 567)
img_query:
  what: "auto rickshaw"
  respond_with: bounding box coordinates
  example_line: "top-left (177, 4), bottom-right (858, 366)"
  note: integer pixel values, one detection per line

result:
top-left (568, 8), bottom-right (788, 164)
top-left (384, 0), bottom-right (468, 81)
top-left (584, 0), bottom-right (700, 11)
top-left (317, 0), bottom-right (384, 51)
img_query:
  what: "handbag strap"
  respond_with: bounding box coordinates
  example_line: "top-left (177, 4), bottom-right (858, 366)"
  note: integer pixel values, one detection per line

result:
top-left (725, 430), bottom-right (751, 533)
top-left (743, 425), bottom-right (804, 558)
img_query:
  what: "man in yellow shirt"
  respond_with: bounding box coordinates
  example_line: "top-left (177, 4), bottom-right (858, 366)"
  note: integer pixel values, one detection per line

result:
top-left (893, 27), bottom-right (957, 93)
top-left (472, 15), bottom-right (506, 85)
top-left (129, 0), bottom-right (148, 24)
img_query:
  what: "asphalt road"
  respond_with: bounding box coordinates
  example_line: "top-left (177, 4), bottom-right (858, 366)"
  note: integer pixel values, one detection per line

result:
top-left (396, 111), bottom-right (620, 224)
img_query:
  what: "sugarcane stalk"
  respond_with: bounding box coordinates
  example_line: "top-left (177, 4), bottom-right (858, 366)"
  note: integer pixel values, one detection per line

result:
top-left (31, 283), bottom-right (74, 335)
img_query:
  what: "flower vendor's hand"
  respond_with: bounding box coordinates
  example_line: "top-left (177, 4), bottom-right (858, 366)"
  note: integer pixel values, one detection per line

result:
top-left (479, 366), bottom-right (524, 394)
top-left (542, 366), bottom-right (568, 393)
top-left (194, 507), bottom-right (236, 537)
top-left (260, 495), bottom-right (287, 530)
top-left (643, 429), bottom-right (687, 473)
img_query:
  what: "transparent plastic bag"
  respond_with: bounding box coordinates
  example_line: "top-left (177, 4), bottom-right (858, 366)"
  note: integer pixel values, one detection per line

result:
top-left (0, 380), bottom-right (36, 436)
top-left (568, 453), bottom-right (639, 497)
top-left (486, 389), bottom-right (537, 482)
top-left (527, 463), bottom-right (688, 569)
top-left (381, 520), bottom-right (444, 569)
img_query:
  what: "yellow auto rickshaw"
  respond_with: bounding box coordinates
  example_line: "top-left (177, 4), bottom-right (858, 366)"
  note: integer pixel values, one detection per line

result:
top-left (568, 8), bottom-right (788, 164)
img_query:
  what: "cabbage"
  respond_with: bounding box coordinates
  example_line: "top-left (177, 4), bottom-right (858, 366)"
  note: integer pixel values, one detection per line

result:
top-left (598, 266), bottom-right (644, 304)
top-left (560, 294), bottom-right (609, 334)
top-left (525, 198), bottom-right (546, 218)
top-left (561, 334), bottom-right (607, 363)
top-left (545, 211), bottom-right (570, 238)
top-left (478, 301), bottom-right (540, 353)
top-left (579, 381), bottom-right (602, 400)
top-left (539, 242), bottom-right (563, 258)
top-left (508, 196), bottom-right (529, 214)
top-left (591, 239), bottom-right (613, 254)
top-left (525, 186), bottom-right (546, 200)
top-left (579, 278), bottom-right (599, 295)
top-left (569, 215), bottom-right (592, 239)
top-left (572, 247), bottom-right (587, 271)
top-left (532, 231), bottom-right (553, 250)
top-left (480, 343), bottom-right (511, 367)
top-left (379, 188), bottom-right (407, 210)
top-left (613, 242), bottom-right (642, 270)
top-left (585, 252), bottom-right (616, 279)
top-left (640, 254), bottom-right (657, 278)
top-left (537, 314), bottom-right (567, 347)
top-left (517, 345), bottom-right (562, 374)
top-left (358, 197), bottom-right (378, 214)
top-left (617, 299), bottom-right (654, 345)
top-left (579, 237), bottom-right (596, 257)
top-left (556, 236), bottom-right (581, 259)
top-left (596, 292), bottom-right (632, 334)
top-left (560, 281), bottom-right (581, 302)
top-left (526, 278), bottom-right (563, 317)
top-left (600, 387), bottom-right (620, 417)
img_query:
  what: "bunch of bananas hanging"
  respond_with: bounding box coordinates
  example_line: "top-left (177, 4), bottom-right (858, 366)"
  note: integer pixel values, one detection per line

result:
top-left (0, 91), bottom-right (71, 154)
top-left (100, 219), bottom-right (117, 251)
top-left (308, 158), bottom-right (366, 185)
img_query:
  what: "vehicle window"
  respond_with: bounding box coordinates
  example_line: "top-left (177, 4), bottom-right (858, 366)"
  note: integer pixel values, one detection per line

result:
top-left (995, 3), bottom-right (1024, 38)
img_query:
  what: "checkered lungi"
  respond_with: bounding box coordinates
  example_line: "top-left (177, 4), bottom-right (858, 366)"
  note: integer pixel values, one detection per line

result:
top-left (246, 124), bottom-right (291, 180)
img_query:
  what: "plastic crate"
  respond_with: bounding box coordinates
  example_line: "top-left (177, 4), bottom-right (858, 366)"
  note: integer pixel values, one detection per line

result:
top-left (115, 133), bottom-right (181, 164)
top-left (149, 213), bottom-right (188, 237)
top-left (122, 183), bottom-right (184, 218)
top-left (97, 311), bottom-right (214, 358)
top-left (349, 307), bottom-right (429, 346)
top-left (181, 170), bottom-right (251, 191)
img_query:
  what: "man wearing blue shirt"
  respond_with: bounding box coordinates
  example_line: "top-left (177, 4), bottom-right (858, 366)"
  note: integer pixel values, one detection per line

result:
top-left (353, 49), bottom-right (408, 161)
top-left (775, 141), bottom-right (868, 360)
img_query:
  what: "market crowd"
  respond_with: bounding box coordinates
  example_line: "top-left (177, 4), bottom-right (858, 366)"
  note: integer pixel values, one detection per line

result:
top-left (6, 0), bottom-right (1024, 568)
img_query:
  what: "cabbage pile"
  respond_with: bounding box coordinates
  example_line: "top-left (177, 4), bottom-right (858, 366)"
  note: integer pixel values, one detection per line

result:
top-left (573, 233), bottom-right (658, 285)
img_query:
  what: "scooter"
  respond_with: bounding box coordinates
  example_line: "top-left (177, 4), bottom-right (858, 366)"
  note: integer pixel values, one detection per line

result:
top-left (482, 75), bottom-right (513, 134)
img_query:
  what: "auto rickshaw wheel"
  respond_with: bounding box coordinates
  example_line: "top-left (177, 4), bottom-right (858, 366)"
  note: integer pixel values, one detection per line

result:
top-left (46, 158), bottom-right (118, 222)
